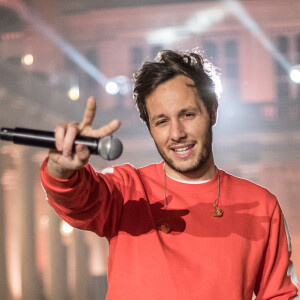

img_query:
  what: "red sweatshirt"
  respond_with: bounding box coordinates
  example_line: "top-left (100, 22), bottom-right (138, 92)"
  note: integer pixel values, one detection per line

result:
top-left (40, 159), bottom-right (299, 300)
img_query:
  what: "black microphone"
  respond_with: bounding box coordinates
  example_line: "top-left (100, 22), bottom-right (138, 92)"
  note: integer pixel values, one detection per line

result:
top-left (0, 127), bottom-right (123, 160)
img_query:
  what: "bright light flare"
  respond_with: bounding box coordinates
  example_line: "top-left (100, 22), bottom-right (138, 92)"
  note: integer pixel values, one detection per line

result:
top-left (60, 221), bottom-right (74, 236)
top-left (186, 7), bottom-right (228, 34)
top-left (21, 54), bottom-right (34, 66)
top-left (223, 0), bottom-right (291, 74)
top-left (67, 86), bottom-right (80, 101)
top-left (148, 27), bottom-right (178, 44)
top-left (290, 65), bottom-right (300, 84)
top-left (106, 81), bottom-right (119, 95)
top-left (147, 6), bottom-right (227, 45)
top-left (105, 76), bottom-right (131, 95)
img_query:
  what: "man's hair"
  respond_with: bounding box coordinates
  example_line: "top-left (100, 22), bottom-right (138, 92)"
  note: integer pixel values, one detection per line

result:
top-left (133, 49), bottom-right (219, 129)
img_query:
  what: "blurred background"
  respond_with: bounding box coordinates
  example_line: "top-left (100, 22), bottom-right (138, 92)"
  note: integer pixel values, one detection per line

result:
top-left (0, 0), bottom-right (300, 299)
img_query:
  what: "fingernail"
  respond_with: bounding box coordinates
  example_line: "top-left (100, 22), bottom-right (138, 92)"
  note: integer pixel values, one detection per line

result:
top-left (58, 144), bottom-right (63, 151)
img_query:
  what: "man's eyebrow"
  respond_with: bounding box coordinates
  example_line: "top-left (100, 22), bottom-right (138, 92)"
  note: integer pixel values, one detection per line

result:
top-left (180, 106), bottom-right (199, 113)
top-left (177, 106), bottom-right (202, 115)
top-left (151, 113), bottom-right (167, 122)
top-left (186, 82), bottom-right (196, 88)
top-left (151, 106), bottom-right (201, 122)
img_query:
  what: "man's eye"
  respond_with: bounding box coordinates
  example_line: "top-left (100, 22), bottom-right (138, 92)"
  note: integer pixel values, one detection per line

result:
top-left (155, 120), bottom-right (167, 126)
top-left (183, 113), bottom-right (195, 118)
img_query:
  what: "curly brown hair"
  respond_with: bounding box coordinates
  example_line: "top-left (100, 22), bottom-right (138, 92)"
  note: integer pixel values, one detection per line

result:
top-left (133, 49), bottom-right (219, 129)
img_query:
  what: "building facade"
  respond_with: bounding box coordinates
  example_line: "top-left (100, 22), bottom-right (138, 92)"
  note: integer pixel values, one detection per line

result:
top-left (0, 0), bottom-right (300, 299)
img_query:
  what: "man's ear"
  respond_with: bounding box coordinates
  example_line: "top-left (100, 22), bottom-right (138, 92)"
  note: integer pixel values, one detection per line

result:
top-left (211, 102), bottom-right (218, 126)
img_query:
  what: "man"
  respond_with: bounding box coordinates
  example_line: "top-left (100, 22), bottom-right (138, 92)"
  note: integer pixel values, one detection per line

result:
top-left (41, 50), bottom-right (299, 299)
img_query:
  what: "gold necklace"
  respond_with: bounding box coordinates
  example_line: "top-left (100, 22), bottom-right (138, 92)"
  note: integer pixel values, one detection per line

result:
top-left (156, 169), bottom-right (172, 233)
top-left (156, 167), bottom-right (223, 234)
top-left (210, 169), bottom-right (224, 217)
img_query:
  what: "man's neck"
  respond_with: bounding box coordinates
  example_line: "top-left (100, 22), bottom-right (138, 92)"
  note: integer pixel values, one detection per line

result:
top-left (164, 158), bottom-right (216, 182)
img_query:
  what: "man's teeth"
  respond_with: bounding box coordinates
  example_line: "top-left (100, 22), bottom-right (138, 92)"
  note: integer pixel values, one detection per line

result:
top-left (174, 147), bottom-right (190, 154)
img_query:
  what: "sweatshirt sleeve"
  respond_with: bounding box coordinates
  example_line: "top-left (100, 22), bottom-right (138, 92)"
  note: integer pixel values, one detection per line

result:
top-left (40, 158), bottom-right (123, 238)
top-left (254, 201), bottom-right (299, 299)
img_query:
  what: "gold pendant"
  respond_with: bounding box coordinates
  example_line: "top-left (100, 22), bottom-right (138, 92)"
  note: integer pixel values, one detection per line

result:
top-left (211, 206), bottom-right (224, 217)
top-left (159, 222), bottom-right (171, 233)
top-left (156, 219), bottom-right (171, 233)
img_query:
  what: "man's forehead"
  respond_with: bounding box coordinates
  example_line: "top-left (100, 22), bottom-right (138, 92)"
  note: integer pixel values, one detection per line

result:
top-left (148, 75), bottom-right (197, 97)
top-left (146, 76), bottom-right (204, 109)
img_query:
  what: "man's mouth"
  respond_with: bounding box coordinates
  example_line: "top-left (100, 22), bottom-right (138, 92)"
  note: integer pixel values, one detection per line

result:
top-left (174, 146), bottom-right (191, 154)
top-left (171, 144), bottom-right (194, 156)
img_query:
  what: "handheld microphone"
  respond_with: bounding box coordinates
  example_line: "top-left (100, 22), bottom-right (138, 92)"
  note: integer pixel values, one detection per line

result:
top-left (0, 127), bottom-right (123, 160)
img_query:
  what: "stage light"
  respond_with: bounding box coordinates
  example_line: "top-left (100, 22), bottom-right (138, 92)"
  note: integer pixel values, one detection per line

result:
top-left (147, 7), bottom-right (227, 45)
top-left (106, 81), bottom-right (119, 95)
top-left (60, 221), bottom-right (74, 236)
top-left (148, 27), bottom-right (178, 44)
top-left (67, 86), bottom-right (80, 101)
top-left (21, 54), bottom-right (34, 66)
top-left (290, 64), bottom-right (300, 84)
top-left (223, 0), bottom-right (291, 74)
top-left (105, 76), bottom-right (130, 95)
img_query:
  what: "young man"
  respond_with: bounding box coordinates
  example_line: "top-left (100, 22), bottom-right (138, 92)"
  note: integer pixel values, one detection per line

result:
top-left (41, 50), bottom-right (299, 299)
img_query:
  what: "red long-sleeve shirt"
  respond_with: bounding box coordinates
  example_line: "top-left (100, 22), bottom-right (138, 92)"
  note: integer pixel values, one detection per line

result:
top-left (40, 159), bottom-right (299, 299)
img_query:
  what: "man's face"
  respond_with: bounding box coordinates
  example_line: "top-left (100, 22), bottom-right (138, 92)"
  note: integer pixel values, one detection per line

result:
top-left (146, 75), bottom-right (217, 181)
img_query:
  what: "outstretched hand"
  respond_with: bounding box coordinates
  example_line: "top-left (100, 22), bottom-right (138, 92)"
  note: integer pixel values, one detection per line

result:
top-left (47, 97), bottom-right (121, 178)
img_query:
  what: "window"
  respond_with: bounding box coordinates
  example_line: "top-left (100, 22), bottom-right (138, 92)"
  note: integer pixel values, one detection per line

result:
top-left (296, 35), bottom-right (300, 99)
top-left (130, 46), bottom-right (144, 73)
top-left (274, 35), bottom-right (290, 101)
top-left (225, 40), bottom-right (238, 57)
top-left (296, 35), bottom-right (300, 53)
top-left (203, 41), bottom-right (218, 61)
top-left (277, 82), bottom-right (289, 100)
top-left (224, 40), bottom-right (240, 100)
top-left (277, 35), bottom-right (289, 54)
top-left (201, 38), bottom-right (240, 101)
top-left (224, 40), bottom-right (239, 79)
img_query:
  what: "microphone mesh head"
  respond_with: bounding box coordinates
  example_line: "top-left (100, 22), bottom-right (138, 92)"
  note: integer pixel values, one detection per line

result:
top-left (98, 136), bottom-right (123, 160)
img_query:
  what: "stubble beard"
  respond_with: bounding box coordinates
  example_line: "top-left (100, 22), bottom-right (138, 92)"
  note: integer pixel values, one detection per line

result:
top-left (154, 126), bottom-right (213, 175)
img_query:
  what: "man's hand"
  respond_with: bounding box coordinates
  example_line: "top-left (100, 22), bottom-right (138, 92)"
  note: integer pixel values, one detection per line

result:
top-left (46, 97), bottom-right (121, 179)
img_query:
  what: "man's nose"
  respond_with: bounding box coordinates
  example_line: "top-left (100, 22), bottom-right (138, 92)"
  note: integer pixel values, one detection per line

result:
top-left (170, 120), bottom-right (187, 141)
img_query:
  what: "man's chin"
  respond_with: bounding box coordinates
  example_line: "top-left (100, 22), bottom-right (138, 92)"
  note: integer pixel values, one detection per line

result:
top-left (158, 147), bottom-right (210, 174)
top-left (166, 160), bottom-right (200, 174)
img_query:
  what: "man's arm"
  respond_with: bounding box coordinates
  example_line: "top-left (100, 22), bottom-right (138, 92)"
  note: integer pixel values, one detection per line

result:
top-left (254, 202), bottom-right (299, 299)
top-left (41, 96), bottom-right (122, 237)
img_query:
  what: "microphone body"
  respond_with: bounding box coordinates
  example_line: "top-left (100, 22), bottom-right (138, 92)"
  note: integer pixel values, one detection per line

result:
top-left (0, 127), bottom-right (123, 160)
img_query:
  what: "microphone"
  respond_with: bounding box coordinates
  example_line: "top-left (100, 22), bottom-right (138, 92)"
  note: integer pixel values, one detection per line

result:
top-left (0, 127), bottom-right (123, 160)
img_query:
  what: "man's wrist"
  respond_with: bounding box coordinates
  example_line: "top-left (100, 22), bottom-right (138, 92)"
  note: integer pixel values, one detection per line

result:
top-left (46, 158), bottom-right (76, 179)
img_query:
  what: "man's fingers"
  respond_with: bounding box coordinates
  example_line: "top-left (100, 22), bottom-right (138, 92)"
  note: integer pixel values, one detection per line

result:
top-left (79, 97), bottom-right (121, 139)
top-left (53, 98), bottom-right (120, 162)
top-left (75, 144), bottom-right (90, 164)
top-left (54, 123), bottom-right (68, 151)
top-left (80, 97), bottom-right (97, 129)
top-left (91, 119), bottom-right (121, 138)
top-left (63, 122), bottom-right (80, 156)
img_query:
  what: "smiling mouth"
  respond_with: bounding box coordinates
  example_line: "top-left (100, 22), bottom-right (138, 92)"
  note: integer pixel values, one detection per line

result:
top-left (172, 145), bottom-right (194, 155)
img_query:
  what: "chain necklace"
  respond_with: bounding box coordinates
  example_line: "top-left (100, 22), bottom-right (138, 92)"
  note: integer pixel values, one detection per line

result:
top-left (210, 169), bottom-right (224, 217)
top-left (156, 167), bottom-right (223, 234)
top-left (155, 169), bottom-right (172, 233)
